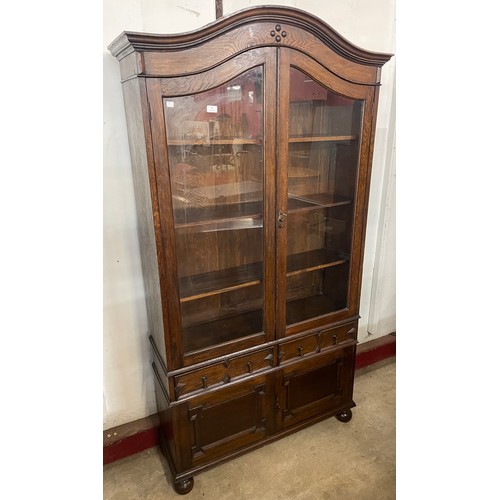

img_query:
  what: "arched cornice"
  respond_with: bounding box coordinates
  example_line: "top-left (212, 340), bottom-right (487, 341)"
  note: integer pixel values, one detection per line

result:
top-left (108, 5), bottom-right (392, 68)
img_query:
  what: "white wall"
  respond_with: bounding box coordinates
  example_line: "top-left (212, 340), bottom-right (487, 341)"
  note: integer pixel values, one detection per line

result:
top-left (103, 0), bottom-right (216, 430)
top-left (368, 81), bottom-right (396, 337)
top-left (103, 0), bottom-right (395, 429)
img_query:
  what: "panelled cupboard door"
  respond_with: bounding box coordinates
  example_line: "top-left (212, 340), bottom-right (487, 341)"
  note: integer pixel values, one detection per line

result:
top-left (179, 374), bottom-right (274, 469)
top-left (147, 48), bottom-right (278, 368)
top-left (276, 48), bottom-right (376, 337)
top-left (276, 346), bottom-right (356, 430)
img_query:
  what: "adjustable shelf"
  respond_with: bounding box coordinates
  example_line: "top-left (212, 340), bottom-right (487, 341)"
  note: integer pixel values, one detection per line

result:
top-left (179, 262), bottom-right (262, 303)
top-left (174, 201), bottom-right (262, 228)
top-left (173, 195), bottom-right (351, 228)
top-left (286, 294), bottom-right (345, 325)
top-left (288, 193), bottom-right (352, 213)
top-left (182, 309), bottom-right (263, 353)
top-left (289, 135), bottom-right (357, 143)
top-left (179, 248), bottom-right (348, 303)
top-left (286, 249), bottom-right (348, 277)
top-left (169, 138), bottom-right (262, 146)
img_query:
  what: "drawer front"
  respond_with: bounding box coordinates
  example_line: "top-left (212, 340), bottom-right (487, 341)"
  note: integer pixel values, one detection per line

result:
top-left (226, 348), bottom-right (274, 380)
top-left (318, 322), bottom-right (357, 352)
top-left (174, 364), bottom-right (227, 399)
top-left (279, 334), bottom-right (319, 364)
top-left (174, 347), bottom-right (274, 399)
top-left (278, 321), bottom-right (357, 366)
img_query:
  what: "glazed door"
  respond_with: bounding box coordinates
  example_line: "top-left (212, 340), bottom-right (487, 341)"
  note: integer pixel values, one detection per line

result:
top-left (276, 49), bottom-right (375, 337)
top-left (147, 48), bottom-right (277, 367)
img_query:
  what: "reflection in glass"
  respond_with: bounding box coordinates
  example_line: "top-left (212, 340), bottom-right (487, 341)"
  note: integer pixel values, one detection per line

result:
top-left (286, 68), bottom-right (363, 326)
top-left (164, 67), bottom-right (265, 353)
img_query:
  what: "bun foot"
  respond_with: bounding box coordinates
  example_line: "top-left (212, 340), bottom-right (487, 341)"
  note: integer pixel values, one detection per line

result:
top-left (174, 477), bottom-right (194, 495)
top-left (336, 408), bottom-right (352, 423)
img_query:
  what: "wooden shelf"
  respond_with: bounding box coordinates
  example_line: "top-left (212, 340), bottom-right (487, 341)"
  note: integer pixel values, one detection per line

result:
top-left (286, 294), bottom-right (345, 326)
top-left (174, 201), bottom-right (262, 228)
top-left (288, 193), bottom-right (352, 212)
top-left (289, 135), bottom-right (356, 143)
top-left (169, 138), bottom-right (262, 146)
top-left (174, 180), bottom-right (262, 204)
top-left (288, 167), bottom-right (320, 178)
top-left (183, 309), bottom-right (263, 353)
top-left (286, 249), bottom-right (348, 277)
top-left (173, 195), bottom-right (350, 228)
top-left (179, 262), bottom-right (262, 303)
top-left (179, 249), bottom-right (347, 302)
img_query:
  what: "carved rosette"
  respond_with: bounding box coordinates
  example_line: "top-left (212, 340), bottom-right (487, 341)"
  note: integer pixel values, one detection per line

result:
top-left (269, 23), bottom-right (287, 43)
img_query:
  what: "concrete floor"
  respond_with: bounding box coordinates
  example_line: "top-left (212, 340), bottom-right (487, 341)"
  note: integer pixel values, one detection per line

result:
top-left (104, 358), bottom-right (395, 499)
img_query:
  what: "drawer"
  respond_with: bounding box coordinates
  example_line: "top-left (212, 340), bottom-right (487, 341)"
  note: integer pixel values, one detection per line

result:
top-left (174, 363), bottom-right (227, 399)
top-left (318, 322), bottom-right (357, 351)
top-left (278, 321), bottom-right (357, 366)
top-left (226, 348), bottom-right (274, 380)
top-left (174, 347), bottom-right (274, 399)
top-left (279, 334), bottom-right (319, 364)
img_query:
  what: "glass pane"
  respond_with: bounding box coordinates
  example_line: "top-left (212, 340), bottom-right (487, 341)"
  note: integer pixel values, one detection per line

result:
top-left (164, 67), bottom-right (264, 353)
top-left (286, 67), bottom-right (363, 326)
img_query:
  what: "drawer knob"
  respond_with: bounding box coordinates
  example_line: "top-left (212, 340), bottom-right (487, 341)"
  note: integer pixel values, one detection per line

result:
top-left (201, 376), bottom-right (207, 389)
top-left (332, 334), bottom-right (337, 345)
top-left (247, 361), bottom-right (253, 373)
top-left (297, 345), bottom-right (304, 357)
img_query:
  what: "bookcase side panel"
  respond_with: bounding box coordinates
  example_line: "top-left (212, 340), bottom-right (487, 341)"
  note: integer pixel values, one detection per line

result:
top-left (121, 77), bottom-right (170, 367)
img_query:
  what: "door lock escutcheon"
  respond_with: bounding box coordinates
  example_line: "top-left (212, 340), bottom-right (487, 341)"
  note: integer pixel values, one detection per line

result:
top-left (278, 211), bottom-right (287, 228)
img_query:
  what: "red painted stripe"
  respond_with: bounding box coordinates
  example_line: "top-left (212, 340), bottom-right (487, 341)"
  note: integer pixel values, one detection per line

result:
top-left (103, 426), bottom-right (159, 465)
top-left (104, 335), bottom-right (395, 465)
top-left (355, 337), bottom-right (396, 370)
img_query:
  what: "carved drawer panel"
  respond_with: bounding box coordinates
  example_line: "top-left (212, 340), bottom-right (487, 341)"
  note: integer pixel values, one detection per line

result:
top-left (279, 321), bottom-right (357, 366)
top-left (318, 322), bottom-right (357, 352)
top-left (226, 348), bottom-right (274, 380)
top-left (279, 334), bottom-right (319, 364)
top-left (174, 364), bottom-right (227, 399)
top-left (174, 348), bottom-right (274, 399)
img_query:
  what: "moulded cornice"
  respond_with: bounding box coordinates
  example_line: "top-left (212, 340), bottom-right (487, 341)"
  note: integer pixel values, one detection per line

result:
top-left (108, 5), bottom-right (393, 67)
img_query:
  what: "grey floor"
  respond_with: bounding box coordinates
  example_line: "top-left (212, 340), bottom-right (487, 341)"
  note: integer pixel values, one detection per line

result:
top-left (104, 358), bottom-right (395, 499)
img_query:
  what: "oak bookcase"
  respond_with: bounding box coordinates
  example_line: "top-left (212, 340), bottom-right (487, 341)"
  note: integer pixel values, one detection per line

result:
top-left (109, 6), bottom-right (391, 494)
